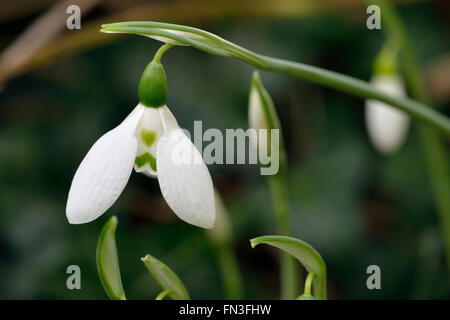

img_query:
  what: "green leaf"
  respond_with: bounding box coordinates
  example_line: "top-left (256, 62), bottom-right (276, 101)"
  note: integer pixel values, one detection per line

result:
top-left (96, 216), bottom-right (126, 300)
top-left (250, 235), bottom-right (327, 300)
top-left (141, 254), bottom-right (190, 300)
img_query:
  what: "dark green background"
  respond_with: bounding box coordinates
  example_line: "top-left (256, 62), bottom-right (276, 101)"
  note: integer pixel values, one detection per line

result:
top-left (0, 0), bottom-right (449, 299)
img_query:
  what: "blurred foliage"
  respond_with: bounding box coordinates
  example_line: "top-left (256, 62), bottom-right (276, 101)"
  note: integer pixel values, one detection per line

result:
top-left (0, 0), bottom-right (449, 299)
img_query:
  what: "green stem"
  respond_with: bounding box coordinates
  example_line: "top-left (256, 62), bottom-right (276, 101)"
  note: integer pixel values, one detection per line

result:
top-left (155, 290), bottom-right (172, 300)
top-left (304, 272), bottom-right (315, 296)
top-left (102, 22), bottom-right (450, 135)
top-left (371, 0), bottom-right (450, 275)
top-left (216, 243), bottom-right (244, 299)
top-left (253, 55), bottom-right (449, 134)
top-left (252, 70), bottom-right (299, 299)
top-left (153, 43), bottom-right (173, 62)
top-left (268, 173), bottom-right (298, 299)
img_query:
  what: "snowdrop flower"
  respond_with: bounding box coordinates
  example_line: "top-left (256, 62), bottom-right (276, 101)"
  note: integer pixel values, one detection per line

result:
top-left (365, 43), bottom-right (409, 154)
top-left (66, 49), bottom-right (215, 228)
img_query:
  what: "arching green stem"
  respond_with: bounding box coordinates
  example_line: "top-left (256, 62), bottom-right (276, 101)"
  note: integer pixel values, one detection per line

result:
top-left (101, 22), bottom-right (450, 135)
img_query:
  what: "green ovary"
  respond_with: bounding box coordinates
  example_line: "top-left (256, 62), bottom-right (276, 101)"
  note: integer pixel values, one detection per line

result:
top-left (141, 130), bottom-right (157, 147)
top-left (135, 152), bottom-right (157, 172)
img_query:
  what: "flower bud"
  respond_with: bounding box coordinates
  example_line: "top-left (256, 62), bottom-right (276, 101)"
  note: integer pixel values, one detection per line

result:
top-left (365, 41), bottom-right (409, 154)
top-left (248, 71), bottom-right (281, 156)
top-left (138, 60), bottom-right (168, 108)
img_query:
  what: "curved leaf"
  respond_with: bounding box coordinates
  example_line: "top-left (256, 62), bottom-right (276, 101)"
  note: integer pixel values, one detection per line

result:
top-left (141, 254), bottom-right (190, 300)
top-left (250, 235), bottom-right (327, 300)
top-left (96, 216), bottom-right (126, 300)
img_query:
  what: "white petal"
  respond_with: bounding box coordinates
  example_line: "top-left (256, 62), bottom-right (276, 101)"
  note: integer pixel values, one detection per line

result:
top-left (66, 104), bottom-right (145, 224)
top-left (158, 105), bottom-right (179, 132)
top-left (156, 128), bottom-right (215, 229)
top-left (248, 85), bottom-right (269, 153)
top-left (365, 75), bottom-right (409, 154)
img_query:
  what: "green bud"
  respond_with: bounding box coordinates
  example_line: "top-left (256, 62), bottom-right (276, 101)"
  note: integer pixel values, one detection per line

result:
top-left (138, 60), bottom-right (168, 108)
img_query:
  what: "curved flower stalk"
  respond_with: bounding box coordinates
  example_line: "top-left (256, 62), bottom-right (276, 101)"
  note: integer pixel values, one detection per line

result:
top-left (297, 272), bottom-right (316, 300)
top-left (66, 45), bottom-right (215, 229)
top-left (248, 71), bottom-right (298, 299)
top-left (365, 41), bottom-right (409, 154)
top-left (100, 21), bottom-right (450, 136)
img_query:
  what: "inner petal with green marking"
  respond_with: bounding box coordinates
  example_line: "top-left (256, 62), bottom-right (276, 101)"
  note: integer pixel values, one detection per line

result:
top-left (134, 129), bottom-right (160, 177)
top-left (135, 152), bottom-right (157, 171)
top-left (133, 107), bottom-right (164, 177)
top-left (141, 129), bottom-right (157, 147)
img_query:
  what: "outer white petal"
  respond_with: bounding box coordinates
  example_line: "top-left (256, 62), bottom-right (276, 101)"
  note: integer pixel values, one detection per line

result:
top-left (156, 128), bottom-right (215, 229)
top-left (365, 74), bottom-right (409, 154)
top-left (66, 104), bottom-right (145, 224)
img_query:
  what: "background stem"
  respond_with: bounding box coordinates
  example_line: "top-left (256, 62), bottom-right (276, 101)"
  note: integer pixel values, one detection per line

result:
top-left (371, 0), bottom-right (450, 275)
top-left (268, 167), bottom-right (299, 299)
top-left (252, 55), bottom-right (450, 135)
top-left (215, 243), bottom-right (244, 299)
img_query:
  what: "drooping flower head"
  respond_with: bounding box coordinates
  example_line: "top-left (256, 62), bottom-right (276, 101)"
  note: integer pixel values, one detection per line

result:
top-left (66, 45), bottom-right (215, 228)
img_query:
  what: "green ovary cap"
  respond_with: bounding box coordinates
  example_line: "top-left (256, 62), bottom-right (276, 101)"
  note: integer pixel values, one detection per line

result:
top-left (138, 61), bottom-right (168, 108)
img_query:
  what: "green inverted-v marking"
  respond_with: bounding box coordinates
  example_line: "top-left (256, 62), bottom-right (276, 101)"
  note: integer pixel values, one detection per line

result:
top-left (135, 152), bottom-right (157, 171)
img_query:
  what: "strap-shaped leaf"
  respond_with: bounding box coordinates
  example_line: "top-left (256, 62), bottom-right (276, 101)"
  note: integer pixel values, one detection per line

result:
top-left (96, 216), bottom-right (126, 300)
top-left (250, 235), bottom-right (327, 300)
top-left (141, 254), bottom-right (190, 300)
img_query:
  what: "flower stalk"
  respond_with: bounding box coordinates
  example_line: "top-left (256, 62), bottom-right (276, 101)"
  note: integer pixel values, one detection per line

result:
top-left (367, 0), bottom-right (450, 274)
top-left (249, 72), bottom-right (298, 299)
top-left (101, 21), bottom-right (450, 136)
top-left (297, 272), bottom-right (315, 300)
